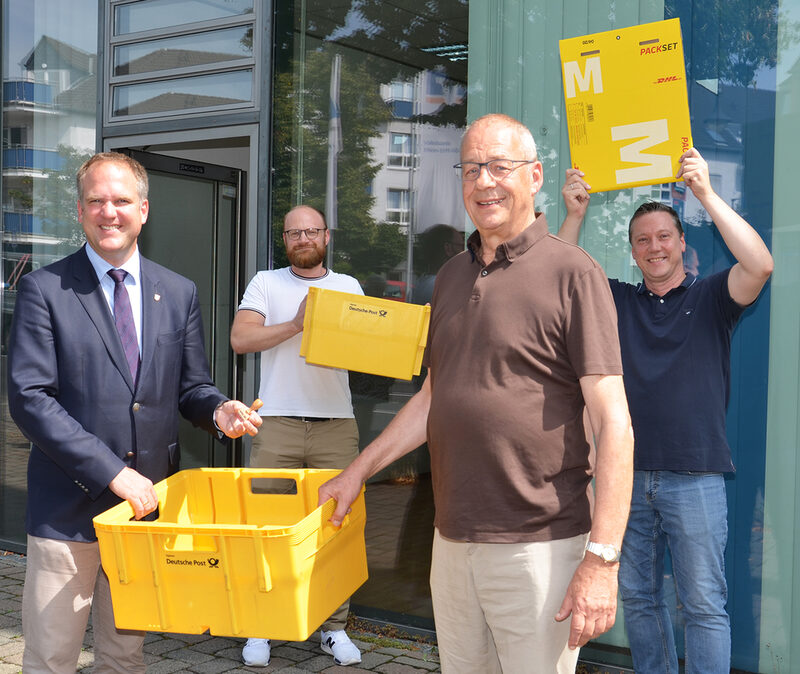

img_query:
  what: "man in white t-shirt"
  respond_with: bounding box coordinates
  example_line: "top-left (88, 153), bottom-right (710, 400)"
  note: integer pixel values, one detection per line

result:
top-left (230, 205), bottom-right (363, 667)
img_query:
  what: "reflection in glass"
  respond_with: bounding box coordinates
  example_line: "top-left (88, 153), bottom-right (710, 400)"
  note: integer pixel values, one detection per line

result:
top-left (112, 69), bottom-right (253, 117)
top-left (388, 132), bottom-right (412, 167)
top-left (114, 26), bottom-right (253, 76)
top-left (271, 0), bottom-right (469, 626)
top-left (386, 188), bottom-right (410, 225)
top-left (2, 0), bottom-right (99, 549)
top-left (114, 0), bottom-right (253, 36)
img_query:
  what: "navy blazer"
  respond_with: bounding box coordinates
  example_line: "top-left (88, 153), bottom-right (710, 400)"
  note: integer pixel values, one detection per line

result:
top-left (7, 246), bottom-right (227, 541)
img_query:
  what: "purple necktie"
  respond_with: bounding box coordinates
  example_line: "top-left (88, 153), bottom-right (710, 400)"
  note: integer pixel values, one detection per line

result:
top-left (108, 269), bottom-right (140, 384)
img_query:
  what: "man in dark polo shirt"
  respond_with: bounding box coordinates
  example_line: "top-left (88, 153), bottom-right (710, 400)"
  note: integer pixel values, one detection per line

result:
top-left (559, 149), bottom-right (773, 673)
top-left (320, 113), bottom-right (634, 673)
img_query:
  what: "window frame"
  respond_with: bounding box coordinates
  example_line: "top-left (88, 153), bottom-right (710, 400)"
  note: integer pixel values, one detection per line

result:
top-left (106, 0), bottom-right (259, 125)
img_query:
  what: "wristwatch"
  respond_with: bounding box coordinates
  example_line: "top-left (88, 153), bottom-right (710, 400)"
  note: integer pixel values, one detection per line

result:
top-left (585, 541), bottom-right (622, 563)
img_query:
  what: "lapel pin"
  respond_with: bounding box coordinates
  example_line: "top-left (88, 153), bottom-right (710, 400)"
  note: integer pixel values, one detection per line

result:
top-left (154, 293), bottom-right (161, 302)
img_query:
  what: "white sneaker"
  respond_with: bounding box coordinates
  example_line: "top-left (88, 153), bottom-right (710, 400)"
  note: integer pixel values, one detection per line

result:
top-left (242, 638), bottom-right (270, 667)
top-left (320, 629), bottom-right (361, 666)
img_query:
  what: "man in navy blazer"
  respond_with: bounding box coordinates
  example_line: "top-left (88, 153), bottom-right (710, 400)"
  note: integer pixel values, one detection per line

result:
top-left (7, 152), bottom-right (262, 673)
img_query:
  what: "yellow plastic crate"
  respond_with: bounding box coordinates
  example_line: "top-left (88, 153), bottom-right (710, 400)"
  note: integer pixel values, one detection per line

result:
top-left (300, 287), bottom-right (431, 380)
top-left (93, 468), bottom-right (367, 640)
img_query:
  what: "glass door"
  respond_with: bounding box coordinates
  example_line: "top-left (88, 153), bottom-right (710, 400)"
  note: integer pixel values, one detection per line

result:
top-left (126, 150), bottom-right (244, 468)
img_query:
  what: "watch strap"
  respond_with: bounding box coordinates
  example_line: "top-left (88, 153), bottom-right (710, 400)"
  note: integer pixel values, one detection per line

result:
top-left (585, 541), bottom-right (621, 563)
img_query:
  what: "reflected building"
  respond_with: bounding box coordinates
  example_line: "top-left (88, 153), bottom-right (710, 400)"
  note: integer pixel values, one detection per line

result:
top-left (3, 36), bottom-right (96, 326)
top-left (370, 70), bottom-right (466, 301)
top-left (2, 33), bottom-right (98, 548)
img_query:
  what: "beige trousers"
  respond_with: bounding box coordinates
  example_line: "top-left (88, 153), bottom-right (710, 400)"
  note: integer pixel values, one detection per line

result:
top-left (22, 534), bottom-right (145, 674)
top-left (430, 528), bottom-right (589, 674)
top-left (250, 416), bottom-right (360, 631)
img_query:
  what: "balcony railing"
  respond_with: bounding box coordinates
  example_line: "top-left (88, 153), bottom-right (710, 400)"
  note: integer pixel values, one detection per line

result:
top-left (2, 211), bottom-right (72, 239)
top-left (2, 146), bottom-right (64, 171)
top-left (2, 211), bottom-right (36, 234)
top-left (3, 79), bottom-right (54, 105)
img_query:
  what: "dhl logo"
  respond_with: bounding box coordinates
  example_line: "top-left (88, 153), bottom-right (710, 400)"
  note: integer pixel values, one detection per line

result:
top-left (654, 76), bottom-right (681, 84)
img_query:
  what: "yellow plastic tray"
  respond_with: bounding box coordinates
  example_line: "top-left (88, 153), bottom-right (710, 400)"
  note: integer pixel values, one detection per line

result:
top-left (93, 468), bottom-right (367, 640)
top-left (300, 287), bottom-right (430, 380)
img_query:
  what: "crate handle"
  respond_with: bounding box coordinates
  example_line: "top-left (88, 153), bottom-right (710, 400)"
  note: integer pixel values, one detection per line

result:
top-left (317, 498), bottom-right (351, 548)
top-left (247, 473), bottom-right (299, 496)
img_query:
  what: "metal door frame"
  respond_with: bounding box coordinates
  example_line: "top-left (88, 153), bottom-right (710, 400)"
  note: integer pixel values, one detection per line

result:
top-left (106, 127), bottom-right (259, 466)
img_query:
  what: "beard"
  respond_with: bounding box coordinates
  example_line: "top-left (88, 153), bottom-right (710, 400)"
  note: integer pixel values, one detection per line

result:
top-left (287, 241), bottom-right (326, 268)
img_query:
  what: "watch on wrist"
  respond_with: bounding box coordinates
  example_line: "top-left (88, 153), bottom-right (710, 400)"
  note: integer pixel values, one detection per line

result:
top-left (585, 541), bottom-right (621, 563)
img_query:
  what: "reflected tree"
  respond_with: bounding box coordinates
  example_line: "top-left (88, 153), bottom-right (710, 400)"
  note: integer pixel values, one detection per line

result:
top-left (271, 47), bottom-right (406, 279)
top-left (36, 145), bottom-right (93, 257)
top-left (666, 0), bottom-right (796, 86)
top-left (271, 0), bottom-right (469, 278)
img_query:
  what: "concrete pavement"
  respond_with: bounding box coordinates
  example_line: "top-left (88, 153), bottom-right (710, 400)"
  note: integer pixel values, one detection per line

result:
top-left (0, 552), bottom-right (440, 673)
top-left (0, 551), bottom-right (632, 673)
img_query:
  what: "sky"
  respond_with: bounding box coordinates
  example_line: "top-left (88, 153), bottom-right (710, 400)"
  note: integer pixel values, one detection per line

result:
top-left (3, 0), bottom-right (97, 78)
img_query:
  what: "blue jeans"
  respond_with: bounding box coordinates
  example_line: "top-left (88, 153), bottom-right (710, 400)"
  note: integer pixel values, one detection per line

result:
top-left (619, 471), bottom-right (730, 674)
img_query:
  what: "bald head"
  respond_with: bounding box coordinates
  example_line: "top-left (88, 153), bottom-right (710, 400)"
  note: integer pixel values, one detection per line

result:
top-left (284, 205), bottom-right (327, 231)
top-left (462, 113), bottom-right (538, 161)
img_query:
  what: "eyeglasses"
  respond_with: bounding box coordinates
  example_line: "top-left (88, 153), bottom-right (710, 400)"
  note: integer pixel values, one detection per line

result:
top-left (453, 159), bottom-right (537, 182)
top-left (283, 227), bottom-right (326, 241)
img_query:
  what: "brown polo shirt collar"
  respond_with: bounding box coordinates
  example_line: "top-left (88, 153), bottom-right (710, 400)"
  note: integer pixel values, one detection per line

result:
top-left (466, 212), bottom-right (549, 265)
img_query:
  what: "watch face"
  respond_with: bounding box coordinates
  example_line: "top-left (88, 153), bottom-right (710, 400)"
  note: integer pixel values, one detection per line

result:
top-left (587, 542), bottom-right (620, 562)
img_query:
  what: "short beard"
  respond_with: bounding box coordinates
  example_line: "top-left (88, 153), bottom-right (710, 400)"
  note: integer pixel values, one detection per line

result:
top-left (288, 244), bottom-right (326, 269)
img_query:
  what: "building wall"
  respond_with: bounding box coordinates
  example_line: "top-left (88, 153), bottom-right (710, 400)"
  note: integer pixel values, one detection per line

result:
top-left (761, 0), bottom-right (800, 668)
top-left (467, 0), bottom-right (796, 671)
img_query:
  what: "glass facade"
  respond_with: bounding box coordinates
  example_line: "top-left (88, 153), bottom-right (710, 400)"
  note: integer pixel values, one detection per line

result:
top-left (112, 0), bottom-right (254, 35)
top-left (107, 0), bottom-right (257, 123)
top-left (113, 26), bottom-right (255, 76)
top-left (1, 0), bottom-right (99, 550)
top-left (2, 0), bottom-right (800, 670)
top-left (467, 0), bottom-right (795, 671)
top-left (111, 69), bottom-right (254, 117)
top-left (269, 0), bottom-right (469, 625)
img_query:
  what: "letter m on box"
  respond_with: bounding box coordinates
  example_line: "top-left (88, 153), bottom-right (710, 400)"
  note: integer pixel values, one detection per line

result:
top-left (558, 17), bottom-right (692, 192)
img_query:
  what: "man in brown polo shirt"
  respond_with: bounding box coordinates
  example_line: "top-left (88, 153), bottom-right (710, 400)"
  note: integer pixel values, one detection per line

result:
top-left (319, 113), bottom-right (633, 673)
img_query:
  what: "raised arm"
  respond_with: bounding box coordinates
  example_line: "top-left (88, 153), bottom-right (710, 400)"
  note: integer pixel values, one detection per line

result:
top-left (230, 298), bottom-right (307, 355)
top-left (555, 373), bottom-right (634, 649)
top-left (677, 148), bottom-right (773, 305)
top-left (558, 168), bottom-right (592, 245)
top-left (319, 372), bottom-right (433, 525)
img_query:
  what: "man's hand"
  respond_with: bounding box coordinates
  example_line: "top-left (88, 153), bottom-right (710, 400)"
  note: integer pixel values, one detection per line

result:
top-left (214, 400), bottom-right (263, 438)
top-left (318, 467), bottom-right (365, 526)
top-left (109, 466), bottom-right (158, 520)
top-left (562, 167), bottom-right (591, 219)
top-left (292, 296), bottom-right (308, 332)
top-left (558, 168), bottom-right (592, 245)
top-left (676, 148), bottom-right (713, 200)
top-left (554, 555), bottom-right (619, 649)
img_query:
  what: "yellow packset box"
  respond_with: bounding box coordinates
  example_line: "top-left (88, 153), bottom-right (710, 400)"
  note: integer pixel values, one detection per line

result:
top-left (93, 468), bottom-right (367, 641)
top-left (559, 18), bottom-right (693, 192)
top-left (299, 287), bottom-right (431, 380)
